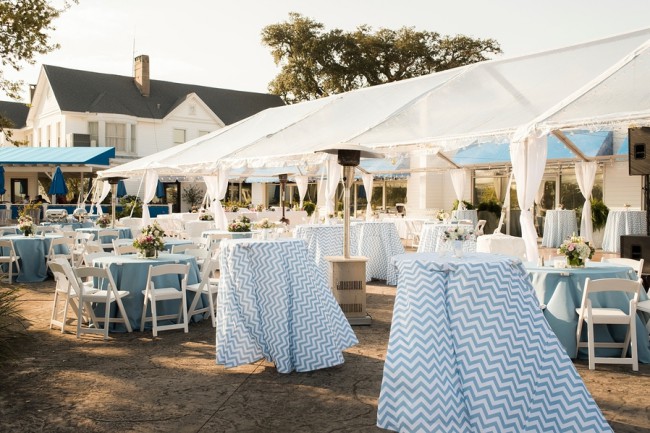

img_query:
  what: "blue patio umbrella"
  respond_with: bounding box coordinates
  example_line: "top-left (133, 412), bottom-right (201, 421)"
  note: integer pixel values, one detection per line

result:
top-left (116, 180), bottom-right (127, 197)
top-left (156, 180), bottom-right (165, 198)
top-left (0, 166), bottom-right (5, 196)
top-left (48, 166), bottom-right (68, 196)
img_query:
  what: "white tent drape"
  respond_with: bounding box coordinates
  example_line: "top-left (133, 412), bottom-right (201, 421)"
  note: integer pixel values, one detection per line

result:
top-left (362, 172), bottom-right (374, 221)
top-left (325, 155), bottom-right (341, 217)
top-left (204, 169), bottom-right (229, 230)
top-left (575, 161), bottom-right (597, 242)
top-left (510, 135), bottom-right (548, 262)
top-left (142, 170), bottom-right (159, 225)
top-left (94, 181), bottom-right (111, 215)
top-left (535, 180), bottom-right (546, 205)
top-left (450, 169), bottom-right (467, 210)
top-left (294, 175), bottom-right (309, 209)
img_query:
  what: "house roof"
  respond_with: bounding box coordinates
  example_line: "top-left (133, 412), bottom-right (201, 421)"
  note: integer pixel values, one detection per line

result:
top-left (0, 101), bottom-right (30, 128)
top-left (43, 65), bottom-right (284, 124)
top-left (0, 146), bottom-right (115, 167)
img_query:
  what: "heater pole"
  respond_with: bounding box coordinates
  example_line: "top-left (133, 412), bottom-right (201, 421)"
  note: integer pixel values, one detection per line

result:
top-left (343, 165), bottom-right (354, 259)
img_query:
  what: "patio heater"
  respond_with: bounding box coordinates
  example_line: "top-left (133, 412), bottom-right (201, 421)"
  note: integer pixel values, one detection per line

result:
top-left (105, 177), bottom-right (126, 228)
top-left (317, 144), bottom-right (383, 326)
top-left (278, 173), bottom-right (290, 225)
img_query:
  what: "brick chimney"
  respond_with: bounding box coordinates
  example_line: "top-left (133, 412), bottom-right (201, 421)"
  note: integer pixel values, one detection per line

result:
top-left (134, 55), bottom-right (150, 97)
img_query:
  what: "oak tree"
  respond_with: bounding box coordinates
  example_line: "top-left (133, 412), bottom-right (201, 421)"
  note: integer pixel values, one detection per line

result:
top-left (262, 13), bottom-right (502, 103)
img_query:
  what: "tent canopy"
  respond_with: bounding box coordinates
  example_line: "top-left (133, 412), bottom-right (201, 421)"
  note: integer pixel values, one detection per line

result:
top-left (99, 28), bottom-right (650, 180)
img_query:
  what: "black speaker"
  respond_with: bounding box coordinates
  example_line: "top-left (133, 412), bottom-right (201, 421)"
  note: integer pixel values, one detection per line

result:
top-left (628, 127), bottom-right (650, 175)
top-left (620, 235), bottom-right (650, 275)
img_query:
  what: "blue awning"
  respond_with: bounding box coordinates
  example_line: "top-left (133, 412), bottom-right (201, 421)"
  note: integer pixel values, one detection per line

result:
top-left (452, 131), bottom-right (613, 165)
top-left (0, 147), bottom-right (115, 166)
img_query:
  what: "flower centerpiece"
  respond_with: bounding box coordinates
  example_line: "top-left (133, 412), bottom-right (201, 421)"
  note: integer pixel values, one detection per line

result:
top-left (558, 234), bottom-right (595, 268)
top-left (442, 226), bottom-right (475, 257)
top-left (96, 213), bottom-right (111, 228)
top-left (436, 209), bottom-right (450, 222)
top-left (18, 215), bottom-right (35, 236)
top-left (254, 218), bottom-right (276, 240)
top-left (133, 222), bottom-right (166, 258)
top-left (198, 212), bottom-right (214, 221)
top-left (227, 216), bottom-right (251, 233)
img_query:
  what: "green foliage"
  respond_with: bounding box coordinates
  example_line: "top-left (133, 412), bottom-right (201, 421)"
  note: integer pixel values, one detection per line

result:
top-left (452, 199), bottom-right (475, 211)
top-left (0, 1), bottom-right (77, 143)
top-left (302, 200), bottom-right (316, 216)
top-left (0, 289), bottom-right (30, 365)
top-left (262, 13), bottom-right (501, 103)
top-left (223, 200), bottom-right (249, 212)
top-left (117, 195), bottom-right (142, 218)
top-left (182, 184), bottom-right (203, 208)
top-left (477, 200), bottom-right (502, 218)
top-left (590, 198), bottom-right (609, 231)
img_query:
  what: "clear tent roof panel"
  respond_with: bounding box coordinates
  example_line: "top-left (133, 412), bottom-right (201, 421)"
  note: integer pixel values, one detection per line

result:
top-left (352, 28), bottom-right (650, 149)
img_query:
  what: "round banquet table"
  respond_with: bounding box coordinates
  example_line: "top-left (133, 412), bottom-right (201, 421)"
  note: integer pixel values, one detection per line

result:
top-left (601, 209), bottom-right (647, 253)
top-left (1, 234), bottom-right (65, 282)
top-left (378, 252), bottom-right (612, 432)
top-left (526, 262), bottom-right (650, 362)
top-left (91, 253), bottom-right (202, 332)
top-left (417, 222), bottom-right (475, 253)
top-left (541, 209), bottom-right (578, 248)
top-left (76, 226), bottom-right (133, 242)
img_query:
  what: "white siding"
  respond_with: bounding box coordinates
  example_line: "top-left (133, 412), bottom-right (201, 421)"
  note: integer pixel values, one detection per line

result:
top-left (604, 160), bottom-right (643, 208)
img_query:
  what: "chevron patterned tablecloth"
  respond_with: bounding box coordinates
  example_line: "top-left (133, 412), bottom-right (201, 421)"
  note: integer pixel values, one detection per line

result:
top-left (378, 252), bottom-right (612, 433)
top-left (541, 209), bottom-right (578, 248)
top-left (216, 238), bottom-right (358, 373)
top-left (294, 222), bottom-right (404, 285)
top-left (601, 209), bottom-right (647, 253)
top-left (417, 222), bottom-right (476, 253)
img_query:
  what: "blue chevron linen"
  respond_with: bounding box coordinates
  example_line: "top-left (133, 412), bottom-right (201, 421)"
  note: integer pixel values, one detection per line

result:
top-left (295, 222), bottom-right (404, 285)
top-left (377, 252), bottom-right (612, 433)
top-left (417, 222), bottom-right (476, 253)
top-left (216, 238), bottom-right (358, 373)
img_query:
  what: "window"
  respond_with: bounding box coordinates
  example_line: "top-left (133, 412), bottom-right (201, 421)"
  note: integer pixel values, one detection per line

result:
top-left (106, 123), bottom-right (126, 151)
top-left (88, 122), bottom-right (98, 145)
top-left (173, 129), bottom-right (186, 145)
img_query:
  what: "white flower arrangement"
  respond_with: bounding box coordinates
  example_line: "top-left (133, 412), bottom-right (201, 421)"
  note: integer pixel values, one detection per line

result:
top-left (18, 215), bottom-right (35, 235)
top-left (436, 210), bottom-right (450, 222)
top-left (442, 226), bottom-right (475, 242)
top-left (254, 218), bottom-right (276, 230)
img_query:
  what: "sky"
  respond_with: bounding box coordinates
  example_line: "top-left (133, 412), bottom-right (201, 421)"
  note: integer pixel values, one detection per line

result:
top-left (4, 0), bottom-right (650, 101)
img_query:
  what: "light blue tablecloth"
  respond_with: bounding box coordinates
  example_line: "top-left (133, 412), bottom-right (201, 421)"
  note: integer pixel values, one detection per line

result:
top-left (417, 222), bottom-right (475, 253)
top-left (92, 253), bottom-right (202, 332)
top-left (76, 227), bottom-right (133, 243)
top-left (162, 238), bottom-right (194, 252)
top-left (1, 234), bottom-right (66, 282)
top-left (378, 252), bottom-right (612, 433)
top-left (601, 209), bottom-right (647, 253)
top-left (526, 263), bottom-right (650, 362)
top-left (216, 238), bottom-right (358, 373)
top-left (541, 209), bottom-right (578, 247)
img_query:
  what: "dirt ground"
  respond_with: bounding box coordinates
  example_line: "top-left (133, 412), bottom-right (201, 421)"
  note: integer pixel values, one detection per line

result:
top-left (1, 274), bottom-right (650, 433)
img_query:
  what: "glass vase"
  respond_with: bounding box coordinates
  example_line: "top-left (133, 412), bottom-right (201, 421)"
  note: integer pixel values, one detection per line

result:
top-left (566, 256), bottom-right (584, 268)
top-left (453, 240), bottom-right (464, 258)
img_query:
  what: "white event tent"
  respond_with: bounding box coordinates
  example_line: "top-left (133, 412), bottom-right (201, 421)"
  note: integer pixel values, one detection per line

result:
top-left (99, 28), bottom-right (650, 262)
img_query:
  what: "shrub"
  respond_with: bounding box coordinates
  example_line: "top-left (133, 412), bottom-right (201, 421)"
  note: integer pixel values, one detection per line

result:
top-left (302, 200), bottom-right (316, 216)
top-left (0, 289), bottom-right (29, 365)
top-left (477, 200), bottom-right (502, 218)
top-left (452, 199), bottom-right (475, 211)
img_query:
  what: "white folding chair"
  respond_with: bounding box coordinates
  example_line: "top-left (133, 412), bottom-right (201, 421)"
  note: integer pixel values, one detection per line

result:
top-left (575, 277), bottom-right (641, 371)
top-left (35, 225), bottom-right (58, 235)
top-left (475, 219), bottom-right (487, 236)
top-left (140, 263), bottom-right (190, 337)
top-left (601, 257), bottom-right (644, 277)
top-left (97, 229), bottom-right (120, 251)
top-left (47, 236), bottom-right (75, 266)
top-left (72, 232), bottom-right (95, 266)
top-left (72, 266), bottom-right (133, 339)
top-left (404, 220), bottom-right (420, 248)
top-left (170, 243), bottom-right (192, 254)
top-left (184, 247), bottom-right (210, 272)
top-left (48, 261), bottom-right (88, 333)
top-left (0, 239), bottom-right (21, 283)
top-left (186, 258), bottom-right (219, 327)
top-left (112, 239), bottom-right (138, 255)
top-left (82, 251), bottom-right (114, 267)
